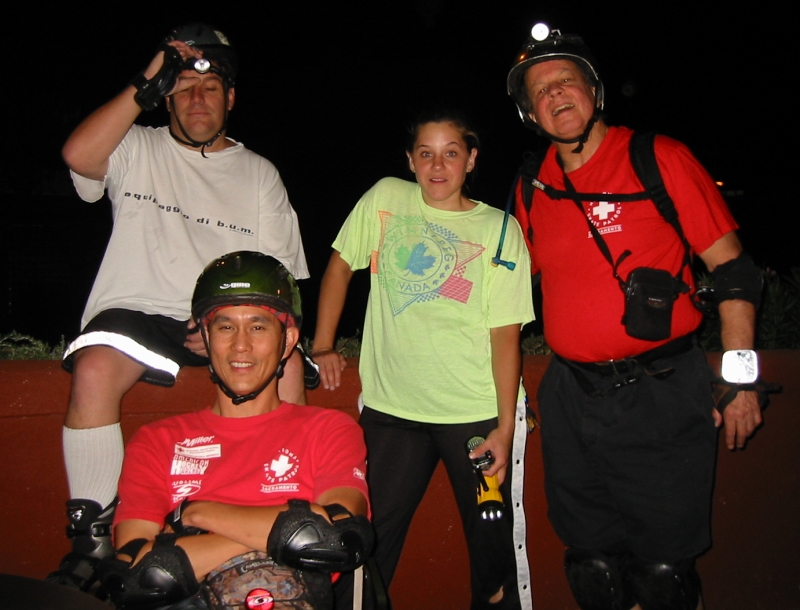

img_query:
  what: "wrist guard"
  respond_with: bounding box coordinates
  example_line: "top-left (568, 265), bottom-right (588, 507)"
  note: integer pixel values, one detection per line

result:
top-left (267, 500), bottom-right (373, 573)
top-left (131, 44), bottom-right (184, 111)
top-left (713, 378), bottom-right (782, 413)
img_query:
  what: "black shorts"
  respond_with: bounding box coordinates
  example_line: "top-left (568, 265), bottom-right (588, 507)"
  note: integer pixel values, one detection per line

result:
top-left (62, 309), bottom-right (208, 387)
top-left (538, 342), bottom-right (717, 562)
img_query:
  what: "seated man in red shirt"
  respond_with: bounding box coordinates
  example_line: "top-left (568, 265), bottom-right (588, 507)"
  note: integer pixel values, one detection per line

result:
top-left (102, 251), bottom-right (371, 609)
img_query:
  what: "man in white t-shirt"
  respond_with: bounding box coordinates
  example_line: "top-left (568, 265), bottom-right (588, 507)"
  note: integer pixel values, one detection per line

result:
top-left (50, 23), bottom-right (309, 592)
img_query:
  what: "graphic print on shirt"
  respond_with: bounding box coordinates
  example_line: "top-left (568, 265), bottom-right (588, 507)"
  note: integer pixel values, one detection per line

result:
top-left (262, 448), bottom-right (301, 495)
top-left (585, 197), bottom-right (623, 236)
top-left (121, 190), bottom-right (258, 237)
top-left (374, 211), bottom-right (484, 315)
top-left (170, 435), bottom-right (222, 501)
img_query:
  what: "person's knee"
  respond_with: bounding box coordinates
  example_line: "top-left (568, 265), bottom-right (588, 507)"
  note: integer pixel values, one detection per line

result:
top-left (68, 347), bottom-right (145, 425)
top-left (626, 556), bottom-right (701, 610)
top-left (278, 349), bottom-right (306, 405)
top-left (564, 547), bottom-right (635, 610)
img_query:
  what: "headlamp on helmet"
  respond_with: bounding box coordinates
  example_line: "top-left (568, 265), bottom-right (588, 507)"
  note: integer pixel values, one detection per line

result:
top-left (166, 23), bottom-right (238, 88)
top-left (507, 22), bottom-right (604, 136)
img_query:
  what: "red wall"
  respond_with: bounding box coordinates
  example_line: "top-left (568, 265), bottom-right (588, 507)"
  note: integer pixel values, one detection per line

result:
top-left (0, 354), bottom-right (798, 608)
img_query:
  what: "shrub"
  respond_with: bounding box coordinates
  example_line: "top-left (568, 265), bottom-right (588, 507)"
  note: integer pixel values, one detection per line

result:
top-left (0, 332), bottom-right (66, 360)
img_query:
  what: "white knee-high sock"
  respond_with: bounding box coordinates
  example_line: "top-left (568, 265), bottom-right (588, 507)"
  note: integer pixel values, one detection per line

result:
top-left (63, 424), bottom-right (123, 511)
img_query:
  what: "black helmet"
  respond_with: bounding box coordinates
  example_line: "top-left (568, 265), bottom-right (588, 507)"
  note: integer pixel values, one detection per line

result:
top-left (507, 23), bottom-right (604, 150)
top-left (192, 251), bottom-right (302, 329)
top-left (167, 23), bottom-right (238, 87)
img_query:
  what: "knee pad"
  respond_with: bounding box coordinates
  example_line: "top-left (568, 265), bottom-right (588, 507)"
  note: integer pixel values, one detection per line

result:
top-left (564, 548), bottom-right (634, 610)
top-left (626, 557), bottom-right (701, 610)
top-left (100, 534), bottom-right (201, 609)
top-left (267, 500), bottom-right (373, 573)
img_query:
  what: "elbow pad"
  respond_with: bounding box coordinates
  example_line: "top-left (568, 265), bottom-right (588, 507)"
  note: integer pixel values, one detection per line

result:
top-left (711, 252), bottom-right (763, 308)
top-left (99, 534), bottom-right (201, 608)
top-left (267, 500), bottom-right (373, 573)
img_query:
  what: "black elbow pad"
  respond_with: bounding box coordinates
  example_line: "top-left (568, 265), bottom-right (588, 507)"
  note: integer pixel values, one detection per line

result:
top-left (711, 252), bottom-right (763, 308)
top-left (267, 500), bottom-right (373, 573)
top-left (99, 534), bottom-right (200, 608)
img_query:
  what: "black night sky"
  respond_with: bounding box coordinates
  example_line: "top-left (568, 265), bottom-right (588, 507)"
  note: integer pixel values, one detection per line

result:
top-left (2, 2), bottom-right (791, 344)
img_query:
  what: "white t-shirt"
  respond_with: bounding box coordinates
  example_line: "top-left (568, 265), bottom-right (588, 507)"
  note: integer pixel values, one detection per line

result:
top-left (72, 125), bottom-right (308, 328)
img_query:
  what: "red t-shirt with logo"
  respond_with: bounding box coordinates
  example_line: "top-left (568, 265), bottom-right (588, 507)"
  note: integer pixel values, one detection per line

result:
top-left (115, 403), bottom-right (369, 526)
top-left (515, 126), bottom-right (737, 362)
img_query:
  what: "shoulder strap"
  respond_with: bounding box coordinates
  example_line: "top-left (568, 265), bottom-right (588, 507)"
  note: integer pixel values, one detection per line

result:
top-left (519, 149), bottom-right (547, 217)
top-left (629, 131), bottom-right (693, 268)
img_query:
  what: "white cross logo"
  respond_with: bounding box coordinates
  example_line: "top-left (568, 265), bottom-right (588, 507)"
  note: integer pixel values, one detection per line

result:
top-left (592, 201), bottom-right (616, 221)
top-left (270, 454), bottom-right (294, 477)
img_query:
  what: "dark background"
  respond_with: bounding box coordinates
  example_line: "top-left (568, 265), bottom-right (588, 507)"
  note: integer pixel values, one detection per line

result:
top-left (2, 2), bottom-right (791, 345)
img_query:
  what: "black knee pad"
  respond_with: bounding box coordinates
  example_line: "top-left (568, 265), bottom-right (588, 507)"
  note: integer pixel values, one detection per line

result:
top-left (626, 557), bottom-right (700, 610)
top-left (564, 548), bottom-right (634, 610)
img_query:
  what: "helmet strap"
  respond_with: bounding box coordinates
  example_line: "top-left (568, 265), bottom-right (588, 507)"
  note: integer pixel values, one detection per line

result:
top-left (542, 109), bottom-right (600, 154)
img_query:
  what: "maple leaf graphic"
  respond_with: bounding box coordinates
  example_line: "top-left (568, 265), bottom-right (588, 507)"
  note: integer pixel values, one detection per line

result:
top-left (394, 245), bottom-right (411, 271)
top-left (397, 242), bottom-right (436, 276)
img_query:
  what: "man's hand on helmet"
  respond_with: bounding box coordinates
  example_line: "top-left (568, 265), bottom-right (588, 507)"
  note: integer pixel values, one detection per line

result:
top-left (142, 41), bottom-right (204, 96)
top-left (185, 319), bottom-right (208, 358)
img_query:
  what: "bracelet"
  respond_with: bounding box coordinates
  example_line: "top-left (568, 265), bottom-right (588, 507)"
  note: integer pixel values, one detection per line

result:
top-left (309, 347), bottom-right (337, 357)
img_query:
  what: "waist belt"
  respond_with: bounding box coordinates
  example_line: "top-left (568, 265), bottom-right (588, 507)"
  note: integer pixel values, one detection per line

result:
top-left (556, 333), bottom-right (695, 397)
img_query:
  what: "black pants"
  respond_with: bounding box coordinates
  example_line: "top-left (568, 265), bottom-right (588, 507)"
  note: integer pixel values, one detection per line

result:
top-left (356, 407), bottom-right (519, 609)
top-left (539, 344), bottom-right (717, 561)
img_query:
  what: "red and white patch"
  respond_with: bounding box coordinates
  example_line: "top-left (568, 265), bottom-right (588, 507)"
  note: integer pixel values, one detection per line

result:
top-left (263, 448), bottom-right (299, 483)
top-left (586, 199), bottom-right (622, 228)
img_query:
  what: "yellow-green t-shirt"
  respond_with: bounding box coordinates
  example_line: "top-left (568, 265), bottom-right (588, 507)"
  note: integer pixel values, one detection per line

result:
top-left (335, 177), bottom-right (534, 424)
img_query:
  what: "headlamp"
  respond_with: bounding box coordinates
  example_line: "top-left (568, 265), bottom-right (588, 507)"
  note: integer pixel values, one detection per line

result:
top-left (191, 58), bottom-right (212, 74)
top-left (531, 23), bottom-right (551, 42)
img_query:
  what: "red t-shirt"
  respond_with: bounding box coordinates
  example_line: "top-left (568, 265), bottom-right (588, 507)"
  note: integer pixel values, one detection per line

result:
top-left (115, 403), bottom-right (369, 526)
top-left (515, 126), bottom-right (737, 362)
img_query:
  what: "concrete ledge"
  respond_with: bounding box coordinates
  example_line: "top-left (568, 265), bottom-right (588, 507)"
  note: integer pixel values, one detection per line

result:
top-left (1, 354), bottom-right (798, 608)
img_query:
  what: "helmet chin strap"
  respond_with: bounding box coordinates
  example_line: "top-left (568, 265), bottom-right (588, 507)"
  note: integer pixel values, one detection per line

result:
top-left (201, 324), bottom-right (288, 406)
top-left (541, 109), bottom-right (600, 154)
